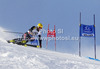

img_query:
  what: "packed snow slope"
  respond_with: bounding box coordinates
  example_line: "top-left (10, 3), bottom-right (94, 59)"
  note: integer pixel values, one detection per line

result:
top-left (0, 27), bottom-right (100, 69)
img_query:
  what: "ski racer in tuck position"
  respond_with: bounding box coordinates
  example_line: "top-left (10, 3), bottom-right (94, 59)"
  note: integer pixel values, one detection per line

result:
top-left (8, 23), bottom-right (43, 48)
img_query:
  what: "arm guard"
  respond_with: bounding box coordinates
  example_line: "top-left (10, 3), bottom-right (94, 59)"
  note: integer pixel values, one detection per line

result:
top-left (29, 26), bottom-right (36, 32)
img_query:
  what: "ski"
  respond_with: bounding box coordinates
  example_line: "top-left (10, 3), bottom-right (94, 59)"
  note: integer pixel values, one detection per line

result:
top-left (7, 39), bottom-right (40, 48)
top-left (24, 44), bottom-right (40, 48)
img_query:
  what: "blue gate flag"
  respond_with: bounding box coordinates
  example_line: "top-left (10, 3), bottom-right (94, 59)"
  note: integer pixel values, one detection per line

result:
top-left (80, 24), bottom-right (95, 37)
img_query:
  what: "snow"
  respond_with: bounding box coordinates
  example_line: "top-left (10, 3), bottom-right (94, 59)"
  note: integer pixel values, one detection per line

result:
top-left (0, 27), bottom-right (100, 69)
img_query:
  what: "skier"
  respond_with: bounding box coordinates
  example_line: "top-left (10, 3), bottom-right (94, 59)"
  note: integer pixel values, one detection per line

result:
top-left (22, 23), bottom-right (43, 48)
top-left (8, 23), bottom-right (43, 48)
